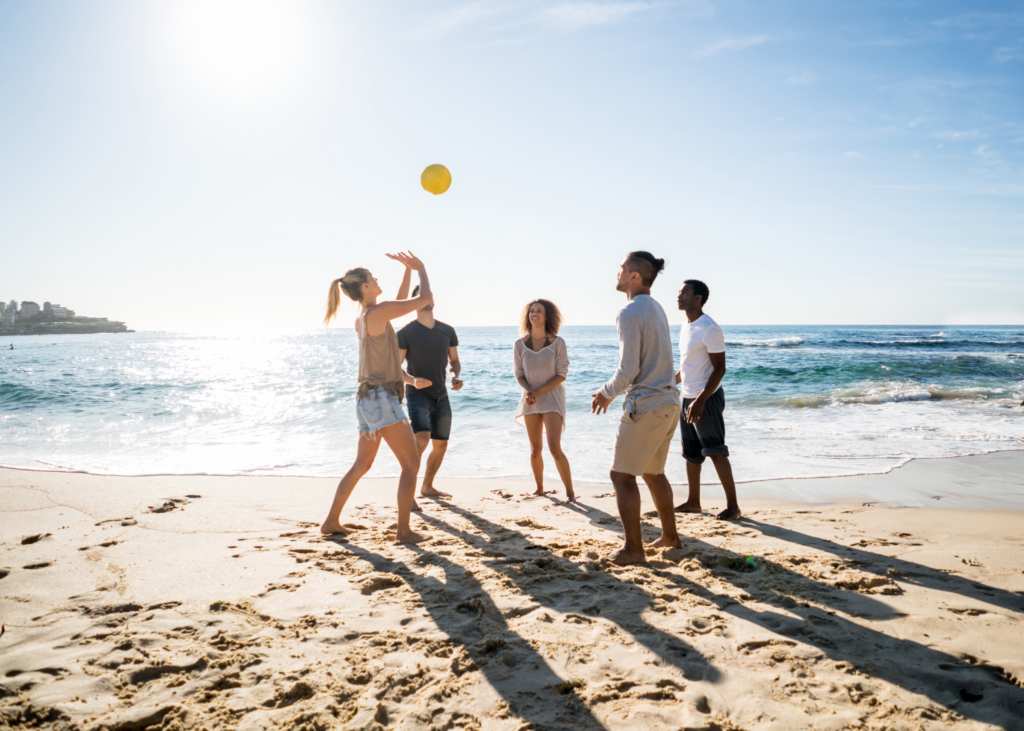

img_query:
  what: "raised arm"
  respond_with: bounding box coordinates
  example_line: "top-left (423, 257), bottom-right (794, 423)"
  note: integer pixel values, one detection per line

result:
top-left (394, 261), bottom-right (412, 301)
top-left (365, 253), bottom-right (433, 334)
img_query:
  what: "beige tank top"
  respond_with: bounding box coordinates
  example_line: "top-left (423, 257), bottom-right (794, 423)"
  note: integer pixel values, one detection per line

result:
top-left (357, 310), bottom-right (404, 402)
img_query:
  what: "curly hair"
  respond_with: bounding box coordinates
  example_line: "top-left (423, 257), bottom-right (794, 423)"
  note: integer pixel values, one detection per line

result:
top-left (519, 299), bottom-right (562, 339)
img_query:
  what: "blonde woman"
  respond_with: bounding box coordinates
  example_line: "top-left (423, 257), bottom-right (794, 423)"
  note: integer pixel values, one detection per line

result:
top-left (321, 252), bottom-right (433, 543)
top-left (514, 299), bottom-right (576, 502)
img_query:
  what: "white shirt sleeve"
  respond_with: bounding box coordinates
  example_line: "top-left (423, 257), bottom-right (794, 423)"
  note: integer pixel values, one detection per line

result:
top-left (704, 323), bottom-right (726, 354)
top-left (513, 340), bottom-right (525, 378)
top-left (555, 337), bottom-right (569, 378)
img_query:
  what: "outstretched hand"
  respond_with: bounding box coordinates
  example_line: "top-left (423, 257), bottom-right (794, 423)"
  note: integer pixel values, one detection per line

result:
top-left (413, 377), bottom-right (432, 389)
top-left (386, 251), bottom-right (424, 270)
top-left (591, 390), bottom-right (612, 415)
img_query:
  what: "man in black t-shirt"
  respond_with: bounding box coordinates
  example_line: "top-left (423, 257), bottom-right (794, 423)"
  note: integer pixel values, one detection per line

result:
top-left (396, 286), bottom-right (462, 501)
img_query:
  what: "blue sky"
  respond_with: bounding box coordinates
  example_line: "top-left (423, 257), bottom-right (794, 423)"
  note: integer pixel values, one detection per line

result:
top-left (1, 0), bottom-right (1022, 330)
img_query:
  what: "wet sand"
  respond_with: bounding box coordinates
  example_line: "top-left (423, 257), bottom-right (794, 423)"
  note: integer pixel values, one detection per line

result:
top-left (2, 452), bottom-right (1023, 730)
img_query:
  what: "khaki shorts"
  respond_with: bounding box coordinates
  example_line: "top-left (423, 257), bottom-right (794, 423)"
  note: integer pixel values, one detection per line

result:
top-left (611, 403), bottom-right (681, 477)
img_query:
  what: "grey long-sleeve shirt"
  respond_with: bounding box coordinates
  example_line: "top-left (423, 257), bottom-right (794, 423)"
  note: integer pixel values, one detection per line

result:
top-left (600, 294), bottom-right (681, 414)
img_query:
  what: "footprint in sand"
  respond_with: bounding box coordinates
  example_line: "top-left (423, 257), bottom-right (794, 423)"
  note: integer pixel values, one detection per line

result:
top-left (946, 607), bottom-right (989, 616)
top-left (21, 533), bottom-right (52, 545)
top-left (78, 541), bottom-right (118, 551)
top-left (145, 496), bottom-right (196, 514)
top-left (95, 517), bottom-right (137, 527)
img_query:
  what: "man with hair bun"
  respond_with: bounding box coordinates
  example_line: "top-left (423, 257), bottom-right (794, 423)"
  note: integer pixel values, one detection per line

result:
top-left (674, 278), bottom-right (741, 520)
top-left (592, 251), bottom-right (683, 565)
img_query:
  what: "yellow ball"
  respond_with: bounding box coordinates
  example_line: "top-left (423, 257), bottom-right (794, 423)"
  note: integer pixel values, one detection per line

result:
top-left (421, 164), bottom-right (452, 195)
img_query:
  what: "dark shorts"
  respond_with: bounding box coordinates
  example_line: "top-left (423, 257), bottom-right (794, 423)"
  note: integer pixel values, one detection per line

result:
top-left (406, 392), bottom-right (453, 441)
top-left (680, 387), bottom-right (729, 465)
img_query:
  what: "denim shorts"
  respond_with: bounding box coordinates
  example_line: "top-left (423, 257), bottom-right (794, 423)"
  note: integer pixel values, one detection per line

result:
top-left (680, 387), bottom-right (729, 464)
top-left (406, 391), bottom-right (453, 441)
top-left (356, 387), bottom-right (407, 439)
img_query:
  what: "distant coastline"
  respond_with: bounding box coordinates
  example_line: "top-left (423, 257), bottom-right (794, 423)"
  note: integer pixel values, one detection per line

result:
top-left (0, 298), bottom-right (131, 335)
top-left (2, 322), bottom-right (133, 335)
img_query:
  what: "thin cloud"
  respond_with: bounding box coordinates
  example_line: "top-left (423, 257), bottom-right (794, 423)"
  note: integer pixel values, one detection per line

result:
top-left (973, 144), bottom-right (998, 162)
top-left (932, 130), bottom-right (983, 141)
top-left (787, 71), bottom-right (817, 85)
top-left (931, 12), bottom-right (1024, 31)
top-left (536, 2), bottom-right (667, 30)
top-left (406, 2), bottom-right (499, 39)
top-left (993, 44), bottom-right (1024, 63)
top-left (692, 35), bottom-right (772, 58)
top-left (844, 151), bottom-right (863, 159)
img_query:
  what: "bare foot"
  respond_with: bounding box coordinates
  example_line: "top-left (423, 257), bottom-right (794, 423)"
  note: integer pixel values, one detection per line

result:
top-left (605, 547), bottom-right (647, 566)
top-left (717, 506), bottom-right (742, 520)
top-left (394, 529), bottom-right (428, 544)
top-left (674, 500), bottom-right (703, 514)
top-left (320, 520), bottom-right (355, 536)
top-left (647, 535), bottom-right (682, 549)
top-left (411, 500), bottom-right (423, 513)
top-left (565, 492), bottom-right (578, 504)
top-left (523, 489), bottom-right (553, 498)
top-left (420, 485), bottom-right (452, 499)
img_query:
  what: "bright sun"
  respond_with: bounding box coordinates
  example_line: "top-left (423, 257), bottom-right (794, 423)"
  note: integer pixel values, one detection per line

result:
top-left (163, 0), bottom-right (308, 100)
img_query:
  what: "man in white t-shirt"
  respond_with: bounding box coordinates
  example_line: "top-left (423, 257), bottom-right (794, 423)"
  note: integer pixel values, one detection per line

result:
top-left (673, 279), bottom-right (741, 520)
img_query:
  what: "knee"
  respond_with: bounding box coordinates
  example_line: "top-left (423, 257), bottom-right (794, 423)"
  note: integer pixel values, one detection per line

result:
top-left (529, 444), bottom-right (544, 458)
top-left (400, 455), bottom-right (421, 474)
top-left (610, 471), bottom-right (637, 489)
top-left (433, 440), bottom-right (449, 455)
top-left (548, 444), bottom-right (565, 460)
top-left (352, 458), bottom-right (374, 477)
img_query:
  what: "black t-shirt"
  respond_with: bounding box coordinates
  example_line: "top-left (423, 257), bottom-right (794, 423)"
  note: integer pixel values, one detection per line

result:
top-left (396, 320), bottom-right (459, 399)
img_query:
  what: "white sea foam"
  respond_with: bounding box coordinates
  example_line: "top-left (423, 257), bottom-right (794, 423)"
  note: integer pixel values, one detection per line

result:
top-left (728, 336), bottom-right (805, 347)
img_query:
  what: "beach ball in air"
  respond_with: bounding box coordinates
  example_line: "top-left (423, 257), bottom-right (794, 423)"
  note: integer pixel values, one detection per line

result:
top-left (421, 164), bottom-right (452, 195)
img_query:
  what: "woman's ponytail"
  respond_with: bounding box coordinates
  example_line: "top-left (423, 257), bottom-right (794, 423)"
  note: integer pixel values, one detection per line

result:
top-left (324, 268), bottom-right (371, 325)
top-left (324, 279), bottom-right (343, 325)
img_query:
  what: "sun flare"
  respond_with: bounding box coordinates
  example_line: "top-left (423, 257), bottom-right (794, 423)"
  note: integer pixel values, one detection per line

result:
top-left (163, 0), bottom-right (309, 99)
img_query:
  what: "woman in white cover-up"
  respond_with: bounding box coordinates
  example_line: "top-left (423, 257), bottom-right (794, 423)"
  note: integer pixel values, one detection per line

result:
top-left (513, 299), bottom-right (576, 502)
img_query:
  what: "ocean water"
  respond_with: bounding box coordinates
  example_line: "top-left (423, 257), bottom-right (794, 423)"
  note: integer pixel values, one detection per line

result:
top-left (1, 326), bottom-right (1022, 486)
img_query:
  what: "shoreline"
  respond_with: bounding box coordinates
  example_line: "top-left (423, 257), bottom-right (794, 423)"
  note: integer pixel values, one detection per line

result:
top-left (2, 451), bottom-right (1023, 729)
top-left (2, 447), bottom-right (1022, 510)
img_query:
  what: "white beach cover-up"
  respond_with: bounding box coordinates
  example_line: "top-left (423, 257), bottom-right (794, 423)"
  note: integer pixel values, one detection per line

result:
top-left (513, 336), bottom-right (569, 430)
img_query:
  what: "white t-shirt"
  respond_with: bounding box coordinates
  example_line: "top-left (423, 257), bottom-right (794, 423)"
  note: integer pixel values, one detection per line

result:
top-left (679, 314), bottom-right (726, 398)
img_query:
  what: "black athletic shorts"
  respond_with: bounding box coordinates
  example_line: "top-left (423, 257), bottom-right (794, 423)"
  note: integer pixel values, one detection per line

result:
top-left (680, 387), bottom-right (729, 465)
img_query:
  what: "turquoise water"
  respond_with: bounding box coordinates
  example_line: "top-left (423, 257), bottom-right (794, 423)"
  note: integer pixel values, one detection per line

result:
top-left (1, 325), bottom-right (1022, 485)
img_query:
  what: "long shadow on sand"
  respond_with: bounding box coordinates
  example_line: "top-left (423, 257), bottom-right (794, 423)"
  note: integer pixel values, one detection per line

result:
top-left (422, 504), bottom-right (720, 681)
top-left (337, 540), bottom-right (610, 731)
top-left (576, 502), bottom-right (1024, 727)
top-left (334, 503), bottom-right (722, 730)
top-left (742, 518), bottom-right (1024, 615)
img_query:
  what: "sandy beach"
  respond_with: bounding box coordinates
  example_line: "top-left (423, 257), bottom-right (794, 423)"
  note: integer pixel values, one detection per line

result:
top-left (2, 452), bottom-right (1024, 730)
